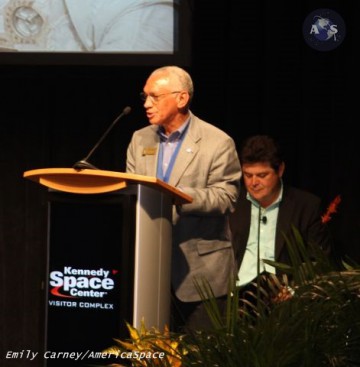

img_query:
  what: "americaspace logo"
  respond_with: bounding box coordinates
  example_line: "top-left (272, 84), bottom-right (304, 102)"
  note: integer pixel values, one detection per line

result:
top-left (303, 9), bottom-right (346, 51)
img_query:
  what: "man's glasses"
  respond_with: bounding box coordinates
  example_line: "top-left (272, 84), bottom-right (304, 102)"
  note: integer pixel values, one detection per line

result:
top-left (140, 91), bottom-right (181, 103)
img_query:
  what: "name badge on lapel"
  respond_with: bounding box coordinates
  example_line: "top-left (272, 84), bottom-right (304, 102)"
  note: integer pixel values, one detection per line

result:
top-left (142, 147), bottom-right (157, 156)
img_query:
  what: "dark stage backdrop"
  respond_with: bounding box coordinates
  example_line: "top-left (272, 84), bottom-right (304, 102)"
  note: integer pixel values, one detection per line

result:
top-left (1, 1), bottom-right (359, 366)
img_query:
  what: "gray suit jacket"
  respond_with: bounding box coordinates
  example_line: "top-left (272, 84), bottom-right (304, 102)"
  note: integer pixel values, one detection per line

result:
top-left (126, 112), bottom-right (241, 301)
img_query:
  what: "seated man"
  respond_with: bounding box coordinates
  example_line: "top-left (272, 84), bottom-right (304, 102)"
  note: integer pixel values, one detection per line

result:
top-left (229, 134), bottom-right (333, 292)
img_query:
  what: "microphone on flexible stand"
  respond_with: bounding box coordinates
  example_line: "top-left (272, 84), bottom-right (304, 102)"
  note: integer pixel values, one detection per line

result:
top-left (73, 106), bottom-right (132, 170)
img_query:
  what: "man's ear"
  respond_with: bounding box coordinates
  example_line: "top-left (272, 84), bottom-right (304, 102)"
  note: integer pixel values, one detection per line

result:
top-left (278, 162), bottom-right (285, 178)
top-left (177, 91), bottom-right (190, 109)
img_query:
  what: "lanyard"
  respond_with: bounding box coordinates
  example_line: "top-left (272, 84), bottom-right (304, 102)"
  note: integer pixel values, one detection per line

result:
top-left (156, 136), bottom-right (184, 183)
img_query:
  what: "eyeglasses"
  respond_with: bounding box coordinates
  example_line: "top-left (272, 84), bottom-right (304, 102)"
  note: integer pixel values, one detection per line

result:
top-left (140, 91), bottom-right (181, 103)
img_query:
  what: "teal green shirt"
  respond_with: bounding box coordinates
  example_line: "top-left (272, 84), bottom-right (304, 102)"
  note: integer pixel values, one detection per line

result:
top-left (237, 184), bottom-right (283, 286)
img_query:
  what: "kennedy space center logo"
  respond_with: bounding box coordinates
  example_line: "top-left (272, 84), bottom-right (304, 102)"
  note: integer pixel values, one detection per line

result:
top-left (303, 9), bottom-right (346, 51)
top-left (49, 266), bottom-right (117, 299)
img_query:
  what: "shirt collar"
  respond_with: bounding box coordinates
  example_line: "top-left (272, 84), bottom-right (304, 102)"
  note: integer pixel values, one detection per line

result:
top-left (157, 116), bottom-right (191, 142)
top-left (246, 180), bottom-right (284, 209)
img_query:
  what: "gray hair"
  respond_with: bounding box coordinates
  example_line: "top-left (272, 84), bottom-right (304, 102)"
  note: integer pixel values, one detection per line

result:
top-left (150, 65), bottom-right (194, 102)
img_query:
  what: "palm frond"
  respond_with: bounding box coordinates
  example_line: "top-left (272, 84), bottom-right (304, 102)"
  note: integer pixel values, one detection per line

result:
top-left (102, 225), bottom-right (360, 367)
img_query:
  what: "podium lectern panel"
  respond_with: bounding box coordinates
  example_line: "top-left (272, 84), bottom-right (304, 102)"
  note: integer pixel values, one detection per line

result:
top-left (23, 168), bottom-right (192, 367)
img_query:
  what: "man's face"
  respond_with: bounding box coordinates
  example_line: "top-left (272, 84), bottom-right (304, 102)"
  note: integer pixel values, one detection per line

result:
top-left (242, 161), bottom-right (284, 207)
top-left (142, 74), bottom-right (180, 129)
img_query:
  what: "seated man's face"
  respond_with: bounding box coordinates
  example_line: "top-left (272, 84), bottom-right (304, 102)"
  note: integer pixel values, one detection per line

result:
top-left (242, 162), bottom-right (284, 208)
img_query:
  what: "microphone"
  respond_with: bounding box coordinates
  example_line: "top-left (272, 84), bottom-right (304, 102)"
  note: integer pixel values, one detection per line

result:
top-left (73, 106), bottom-right (131, 170)
top-left (261, 216), bottom-right (267, 225)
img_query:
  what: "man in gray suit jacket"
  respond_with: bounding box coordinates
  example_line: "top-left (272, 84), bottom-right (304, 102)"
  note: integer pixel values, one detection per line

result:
top-left (126, 66), bottom-right (241, 331)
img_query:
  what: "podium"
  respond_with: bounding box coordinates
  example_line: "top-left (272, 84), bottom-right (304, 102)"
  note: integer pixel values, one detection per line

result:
top-left (23, 168), bottom-right (192, 366)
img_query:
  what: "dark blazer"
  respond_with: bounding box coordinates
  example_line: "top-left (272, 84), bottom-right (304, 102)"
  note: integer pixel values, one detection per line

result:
top-left (229, 185), bottom-right (333, 271)
top-left (126, 112), bottom-right (241, 302)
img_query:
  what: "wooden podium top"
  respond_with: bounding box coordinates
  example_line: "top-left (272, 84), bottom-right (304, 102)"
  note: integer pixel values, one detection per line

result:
top-left (23, 168), bottom-right (193, 205)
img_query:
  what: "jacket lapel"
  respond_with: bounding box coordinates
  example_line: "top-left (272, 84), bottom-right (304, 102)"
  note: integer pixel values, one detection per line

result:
top-left (142, 125), bottom-right (160, 177)
top-left (168, 115), bottom-right (200, 187)
top-left (275, 188), bottom-right (292, 258)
